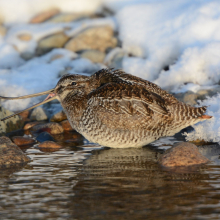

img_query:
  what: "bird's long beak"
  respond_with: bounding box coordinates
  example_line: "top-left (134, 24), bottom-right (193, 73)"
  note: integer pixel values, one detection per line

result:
top-left (0, 89), bottom-right (57, 121)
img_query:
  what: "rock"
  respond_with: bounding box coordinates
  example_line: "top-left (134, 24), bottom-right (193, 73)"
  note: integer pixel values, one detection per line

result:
top-left (49, 54), bottom-right (64, 62)
top-left (0, 136), bottom-right (12, 144)
top-left (80, 50), bottom-right (105, 63)
top-left (65, 132), bottom-right (84, 143)
top-left (0, 25), bottom-right (6, 36)
top-left (36, 132), bottom-right (55, 143)
top-left (0, 142), bottom-right (30, 167)
top-left (65, 26), bottom-right (117, 53)
top-left (50, 110), bottom-right (67, 122)
top-left (24, 121), bottom-right (42, 130)
top-left (12, 136), bottom-right (36, 146)
top-left (46, 13), bottom-right (89, 23)
top-left (36, 32), bottom-right (69, 56)
top-left (30, 8), bottom-right (60, 23)
top-left (30, 107), bottom-right (48, 121)
top-left (17, 33), bottom-right (32, 41)
top-left (174, 91), bottom-right (198, 106)
top-left (20, 51), bottom-right (35, 61)
top-left (38, 141), bottom-right (62, 149)
top-left (158, 142), bottom-right (209, 167)
top-left (32, 122), bottom-right (64, 135)
top-left (60, 120), bottom-right (74, 131)
top-left (0, 105), bottom-right (24, 135)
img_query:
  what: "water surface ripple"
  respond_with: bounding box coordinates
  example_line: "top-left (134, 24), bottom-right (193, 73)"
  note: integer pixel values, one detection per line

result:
top-left (0, 142), bottom-right (220, 220)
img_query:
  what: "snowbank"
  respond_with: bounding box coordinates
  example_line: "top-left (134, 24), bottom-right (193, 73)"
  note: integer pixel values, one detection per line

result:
top-left (186, 94), bottom-right (220, 143)
top-left (0, 0), bottom-right (103, 24)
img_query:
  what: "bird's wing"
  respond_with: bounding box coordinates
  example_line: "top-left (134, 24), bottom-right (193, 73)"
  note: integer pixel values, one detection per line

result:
top-left (87, 83), bottom-right (169, 116)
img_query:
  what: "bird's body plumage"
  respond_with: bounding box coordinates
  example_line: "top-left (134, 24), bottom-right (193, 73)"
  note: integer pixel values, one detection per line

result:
top-left (55, 69), bottom-right (210, 148)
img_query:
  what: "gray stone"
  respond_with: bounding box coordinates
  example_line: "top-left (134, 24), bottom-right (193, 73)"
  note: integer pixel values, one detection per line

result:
top-left (174, 91), bottom-right (198, 106)
top-left (80, 50), bottom-right (105, 63)
top-left (0, 136), bottom-right (30, 168)
top-left (30, 107), bottom-right (48, 121)
top-left (158, 142), bottom-right (209, 167)
top-left (20, 52), bottom-right (35, 60)
top-left (36, 32), bottom-right (69, 55)
top-left (65, 26), bottom-right (117, 53)
top-left (50, 110), bottom-right (67, 122)
top-left (0, 105), bottom-right (24, 135)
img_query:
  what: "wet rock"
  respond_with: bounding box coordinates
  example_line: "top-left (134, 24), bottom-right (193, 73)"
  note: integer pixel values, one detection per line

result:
top-left (159, 142), bottom-right (209, 167)
top-left (12, 136), bottom-right (36, 146)
top-left (24, 121), bottom-right (42, 130)
top-left (50, 110), bottom-right (67, 122)
top-left (38, 141), bottom-right (62, 149)
top-left (36, 32), bottom-right (69, 56)
top-left (32, 122), bottom-right (64, 135)
top-left (60, 120), bottom-right (74, 131)
top-left (0, 142), bottom-right (30, 167)
top-left (0, 25), bottom-right (6, 36)
top-left (0, 136), bottom-right (12, 144)
top-left (46, 13), bottom-right (89, 23)
top-left (0, 105), bottom-right (24, 135)
top-left (17, 33), bottom-right (32, 41)
top-left (80, 50), bottom-right (105, 63)
top-left (65, 26), bottom-right (117, 53)
top-left (30, 107), bottom-right (48, 121)
top-left (30, 8), bottom-right (60, 23)
top-left (36, 132), bottom-right (55, 143)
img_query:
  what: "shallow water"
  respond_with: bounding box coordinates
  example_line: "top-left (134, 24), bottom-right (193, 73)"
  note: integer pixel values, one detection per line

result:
top-left (1, 138), bottom-right (220, 220)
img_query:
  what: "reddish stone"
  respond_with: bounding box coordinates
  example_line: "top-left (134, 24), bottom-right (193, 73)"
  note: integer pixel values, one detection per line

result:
top-left (24, 121), bottom-right (42, 130)
top-left (38, 141), bottom-right (62, 149)
top-left (32, 122), bottom-right (64, 135)
top-left (12, 136), bottom-right (36, 146)
top-left (158, 142), bottom-right (209, 167)
top-left (60, 120), bottom-right (74, 131)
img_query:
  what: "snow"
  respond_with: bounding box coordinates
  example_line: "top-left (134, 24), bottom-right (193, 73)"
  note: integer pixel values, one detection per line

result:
top-left (1, 0), bottom-right (220, 142)
top-left (186, 94), bottom-right (220, 143)
top-left (0, 0), bottom-right (103, 25)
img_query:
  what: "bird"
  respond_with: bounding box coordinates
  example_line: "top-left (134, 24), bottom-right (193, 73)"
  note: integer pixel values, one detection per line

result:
top-left (0, 68), bottom-right (212, 148)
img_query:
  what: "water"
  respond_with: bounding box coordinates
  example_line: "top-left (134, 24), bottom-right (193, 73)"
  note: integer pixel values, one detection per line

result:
top-left (0, 138), bottom-right (220, 220)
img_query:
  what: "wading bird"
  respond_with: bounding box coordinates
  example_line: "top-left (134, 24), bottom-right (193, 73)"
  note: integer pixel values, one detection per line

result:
top-left (0, 69), bottom-right (212, 148)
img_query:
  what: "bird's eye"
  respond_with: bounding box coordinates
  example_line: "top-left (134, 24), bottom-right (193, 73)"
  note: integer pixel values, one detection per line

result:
top-left (71, 82), bottom-right (76, 86)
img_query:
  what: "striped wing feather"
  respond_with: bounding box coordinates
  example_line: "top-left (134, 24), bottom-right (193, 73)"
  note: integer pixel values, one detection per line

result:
top-left (88, 83), bottom-right (169, 116)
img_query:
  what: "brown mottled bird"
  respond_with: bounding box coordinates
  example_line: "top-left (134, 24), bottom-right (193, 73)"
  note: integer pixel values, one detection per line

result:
top-left (0, 69), bottom-right (212, 148)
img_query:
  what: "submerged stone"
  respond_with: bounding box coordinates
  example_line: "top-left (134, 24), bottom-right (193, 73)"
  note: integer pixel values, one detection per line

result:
top-left (38, 141), bottom-right (62, 149)
top-left (36, 132), bottom-right (55, 143)
top-left (159, 142), bottom-right (209, 167)
top-left (12, 136), bottom-right (36, 146)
